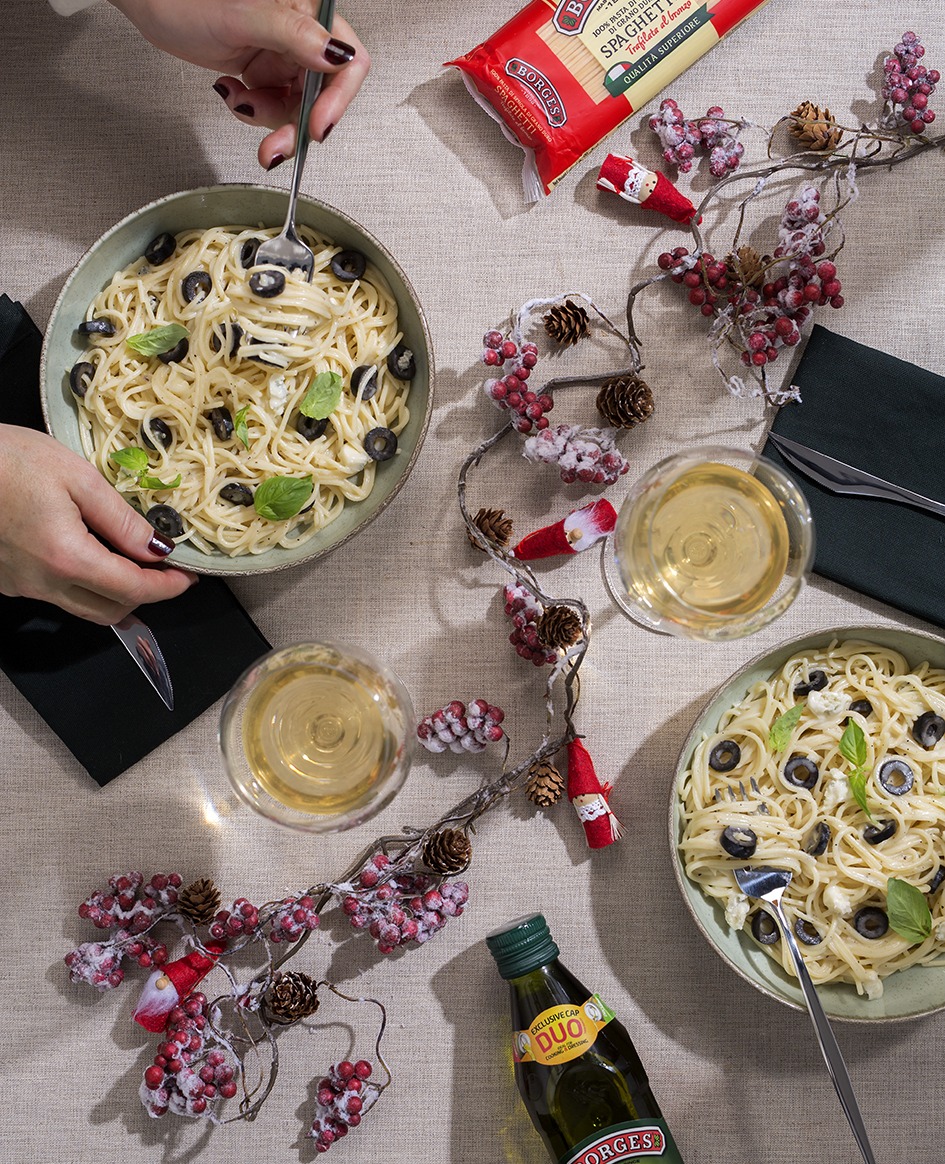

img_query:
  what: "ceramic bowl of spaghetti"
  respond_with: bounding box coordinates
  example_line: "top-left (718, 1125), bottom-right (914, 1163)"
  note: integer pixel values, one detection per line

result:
top-left (671, 624), bottom-right (945, 1021)
top-left (40, 185), bottom-right (433, 576)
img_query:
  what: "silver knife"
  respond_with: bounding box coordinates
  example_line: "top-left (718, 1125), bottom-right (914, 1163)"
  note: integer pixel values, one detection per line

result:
top-left (767, 431), bottom-right (945, 521)
top-left (110, 614), bottom-right (175, 710)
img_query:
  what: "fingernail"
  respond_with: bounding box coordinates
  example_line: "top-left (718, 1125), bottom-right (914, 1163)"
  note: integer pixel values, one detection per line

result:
top-left (267, 154), bottom-right (287, 171)
top-left (325, 38), bottom-right (356, 65)
top-left (213, 81), bottom-right (229, 100)
top-left (148, 532), bottom-right (175, 557)
top-left (321, 123), bottom-right (334, 143)
top-left (234, 103), bottom-right (255, 117)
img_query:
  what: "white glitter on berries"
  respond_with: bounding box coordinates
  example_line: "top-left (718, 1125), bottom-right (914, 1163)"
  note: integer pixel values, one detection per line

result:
top-left (417, 699), bottom-right (506, 753)
top-left (521, 424), bottom-right (629, 486)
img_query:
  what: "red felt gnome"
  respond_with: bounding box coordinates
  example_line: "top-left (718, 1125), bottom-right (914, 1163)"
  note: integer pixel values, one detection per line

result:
top-left (133, 941), bottom-right (227, 1032)
top-left (596, 154), bottom-right (701, 225)
top-left (512, 499), bottom-right (617, 561)
top-left (566, 738), bottom-right (624, 849)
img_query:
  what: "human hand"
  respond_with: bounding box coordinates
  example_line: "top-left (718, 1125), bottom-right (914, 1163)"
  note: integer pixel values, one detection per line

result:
top-left (0, 426), bottom-right (196, 625)
top-left (108, 0), bottom-right (370, 168)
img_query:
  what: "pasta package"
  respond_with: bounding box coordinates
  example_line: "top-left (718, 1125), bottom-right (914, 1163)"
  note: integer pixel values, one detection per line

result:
top-left (446, 0), bottom-right (771, 200)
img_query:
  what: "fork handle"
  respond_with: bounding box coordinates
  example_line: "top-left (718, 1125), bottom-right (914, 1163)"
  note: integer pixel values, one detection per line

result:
top-left (771, 901), bottom-right (878, 1164)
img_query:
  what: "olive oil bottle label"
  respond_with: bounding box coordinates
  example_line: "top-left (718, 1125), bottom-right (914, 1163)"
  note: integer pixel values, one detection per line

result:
top-left (560, 1119), bottom-right (685, 1164)
top-left (514, 994), bottom-right (615, 1065)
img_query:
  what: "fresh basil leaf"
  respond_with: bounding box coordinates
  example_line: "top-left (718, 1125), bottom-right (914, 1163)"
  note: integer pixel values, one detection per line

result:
top-left (848, 767), bottom-right (874, 821)
top-left (253, 475), bottom-right (313, 520)
top-left (139, 473), bottom-right (181, 490)
top-left (887, 877), bottom-right (933, 944)
top-left (126, 323), bottom-right (188, 357)
top-left (299, 371), bottom-right (343, 420)
top-left (234, 405), bottom-right (250, 449)
top-left (839, 719), bottom-right (868, 770)
top-left (769, 703), bottom-right (804, 753)
top-left (109, 447), bottom-right (150, 474)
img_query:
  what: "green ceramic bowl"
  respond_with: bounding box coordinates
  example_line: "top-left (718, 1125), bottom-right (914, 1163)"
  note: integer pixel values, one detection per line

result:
top-left (670, 624), bottom-right (945, 1022)
top-left (39, 185), bottom-right (433, 576)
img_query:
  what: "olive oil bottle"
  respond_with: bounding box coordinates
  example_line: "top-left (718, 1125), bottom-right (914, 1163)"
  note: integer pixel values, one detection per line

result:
top-left (486, 914), bottom-right (685, 1164)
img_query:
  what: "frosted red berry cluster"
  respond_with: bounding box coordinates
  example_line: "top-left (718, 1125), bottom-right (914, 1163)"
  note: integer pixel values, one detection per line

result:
top-left (504, 582), bottom-right (558, 666)
top-left (78, 870), bottom-right (182, 932)
top-left (267, 895), bottom-right (321, 942)
top-left (342, 853), bottom-right (469, 954)
top-left (309, 1059), bottom-right (379, 1153)
top-left (140, 994), bottom-right (238, 1119)
top-left (883, 31), bottom-right (938, 133)
top-left (698, 107), bottom-right (745, 177)
top-left (649, 98), bottom-right (744, 176)
top-left (65, 932), bottom-right (169, 990)
top-left (522, 423), bottom-right (629, 486)
top-left (481, 331), bottom-right (553, 434)
top-left (416, 699), bottom-right (505, 753)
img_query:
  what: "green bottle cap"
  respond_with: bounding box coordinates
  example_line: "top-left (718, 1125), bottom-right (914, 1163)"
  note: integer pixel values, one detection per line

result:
top-left (486, 913), bottom-right (560, 979)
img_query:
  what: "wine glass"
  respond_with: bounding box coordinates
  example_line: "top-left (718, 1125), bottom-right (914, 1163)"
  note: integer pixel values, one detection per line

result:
top-left (219, 642), bottom-right (414, 832)
top-left (602, 446), bottom-right (814, 641)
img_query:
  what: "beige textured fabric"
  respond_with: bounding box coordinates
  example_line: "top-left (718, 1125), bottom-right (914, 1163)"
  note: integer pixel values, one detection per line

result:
top-left (3, 1), bottom-right (945, 1160)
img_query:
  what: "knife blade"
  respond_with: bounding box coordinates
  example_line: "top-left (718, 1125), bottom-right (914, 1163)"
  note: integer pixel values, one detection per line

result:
top-left (767, 431), bottom-right (945, 521)
top-left (110, 614), bottom-right (175, 711)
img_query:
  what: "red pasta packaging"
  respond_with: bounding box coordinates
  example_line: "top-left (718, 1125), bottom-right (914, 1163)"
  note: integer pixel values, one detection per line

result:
top-left (446, 0), bottom-right (771, 200)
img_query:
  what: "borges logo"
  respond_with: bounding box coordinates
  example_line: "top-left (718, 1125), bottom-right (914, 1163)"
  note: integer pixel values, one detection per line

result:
top-left (506, 58), bottom-right (567, 127)
top-left (553, 0), bottom-right (596, 35)
top-left (567, 1125), bottom-right (667, 1163)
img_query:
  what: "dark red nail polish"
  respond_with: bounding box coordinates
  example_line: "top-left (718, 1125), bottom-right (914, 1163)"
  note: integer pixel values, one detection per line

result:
top-left (325, 38), bottom-right (356, 65)
top-left (234, 103), bottom-right (255, 117)
top-left (148, 532), bottom-right (174, 557)
top-left (213, 81), bottom-right (229, 100)
top-left (267, 154), bottom-right (287, 171)
top-left (321, 123), bottom-right (334, 143)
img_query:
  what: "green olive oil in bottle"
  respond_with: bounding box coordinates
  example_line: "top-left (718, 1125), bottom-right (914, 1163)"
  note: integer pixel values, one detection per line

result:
top-left (486, 914), bottom-right (685, 1164)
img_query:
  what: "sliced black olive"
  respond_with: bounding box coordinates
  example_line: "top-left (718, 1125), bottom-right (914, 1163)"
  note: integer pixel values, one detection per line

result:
top-left (296, 413), bottom-right (329, 441)
top-left (912, 710), bottom-right (945, 749)
top-left (793, 669), bottom-right (828, 697)
top-left (158, 337), bottom-right (189, 364)
top-left (708, 740), bottom-right (741, 773)
top-left (783, 754), bottom-right (820, 790)
top-left (930, 866), bottom-right (945, 894)
top-left (240, 237), bottom-right (261, 269)
top-left (350, 364), bottom-right (379, 401)
top-left (330, 249), bottom-right (367, 282)
top-left (69, 361), bottom-right (95, 397)
top-left (145, 232), bottom-right (176, 265)
top-left (206, 407), bottom-right (234, 441)
top-left (853, 906), bottom-right (888, 939)
top-left (249, 269), bottom-right (286, 298)
top-left (145, 504), bottom-right (183, 539)
top-left (182, 270), bottom-right (213, 303)
top-left (211, 322), bottom-right (243, 357)
top-left (877, 758), bottom-right (914, 796)
top-left (219, 482), bottom-right (253, 506)
top-left (720, 824), bottom-right (757, 859)
top-left (794, 918), bottom-right (822, 946)
top-left (863, 818), bottom-right (897, 845)
top-left (387, 343), bottom-right (416, 381)
top-left (364, 426), bottom-right (398, 462)
top-left (848, 699), bottom-right (873, 718)
top-left (750, 910), bottom-right (780, 945)
top-left (804, 821), bottom-right (831, 857)
top-left (141, 418), bottom-right (173, 450)
top-left (77, 317), bottom-right (115, 337)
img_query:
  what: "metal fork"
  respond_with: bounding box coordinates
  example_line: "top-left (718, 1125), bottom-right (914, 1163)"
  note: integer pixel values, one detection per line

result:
top-left (733, 866), bottom-right (878, 1164)
top-left (714, 776), bottom-right (770, 813)
top-left (254, 0), bottom-right (337, 281)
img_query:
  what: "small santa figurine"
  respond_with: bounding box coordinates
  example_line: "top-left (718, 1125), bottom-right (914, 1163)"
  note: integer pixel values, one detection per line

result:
top-left (133, 941), bottom-right (227, 1033)
top-left (512, 500), bottom-right (617, 561)
top-left (567, 738), bottom-right (624, 849)
top-left (596, 154), bottom-right (701, 225)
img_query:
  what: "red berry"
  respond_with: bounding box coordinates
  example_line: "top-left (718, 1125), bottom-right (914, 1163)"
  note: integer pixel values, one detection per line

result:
top-left (219, 1081), bottom-right (238, 1099)
top-left (482, 348), bottom-right (501, 367)
top-left (483, 330), bottom-right (503, 349)
top-left (145, 1066), bottom-right (165, 1089)
top-left (500, 340), bottom-right (518, 360)
top-left (336, 1061), bottom-right (356, 1081)
top-left (751, 351), bottom-right (767, 366)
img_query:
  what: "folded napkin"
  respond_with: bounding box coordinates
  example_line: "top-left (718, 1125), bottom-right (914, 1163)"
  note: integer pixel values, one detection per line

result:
top-left (0, 295), bottom-right (270, 786)
top-left (764, 324), bottom-right (945, 630)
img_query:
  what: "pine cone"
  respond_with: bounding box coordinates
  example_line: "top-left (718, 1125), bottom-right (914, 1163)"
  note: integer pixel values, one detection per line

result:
top-left (262, 971), bottom-right (320, 1025)
top-left (788, 102), bottom-right (842, 151)
top-left (422, 828), bottom-right (472, 875)
top-left (543, 300), bottom-right (589, 347)
top-left (525, 759), bottom-right (565, 807)
top-left (537, 604), bottom-right (583, 649)
top-left (595, 374), bottom-right (654, 429)
top-left (176, 878), bottom-right (221, 925)
top-left (468, 507), bottom-right (513, 552)
top-left (725, 245), bottom-right (768, 289)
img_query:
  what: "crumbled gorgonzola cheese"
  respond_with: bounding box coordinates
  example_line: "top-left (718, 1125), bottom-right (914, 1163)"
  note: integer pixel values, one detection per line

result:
top-left (725, 894), bottom-right (750, 931)
top-left (823, 769), bottom-right (849, 811)
top-left (807, 688), bottom-right (849, 717)
top-left (824, 884), bottom-right (854, 918)
top-left (268, 375), bottom-right (289, 414)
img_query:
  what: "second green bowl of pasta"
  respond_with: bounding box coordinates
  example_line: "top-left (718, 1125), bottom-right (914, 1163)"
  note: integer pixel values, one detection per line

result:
top-left (40, 185), bottom-right (433, 576)
top-left (671, 624), bottom-right (945, 1022)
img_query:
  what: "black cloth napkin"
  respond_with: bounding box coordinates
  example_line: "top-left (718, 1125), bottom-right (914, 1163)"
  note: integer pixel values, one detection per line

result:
top-left (764, 324), bottom-right (945, 630)
top-left (0, 295), bottom-right (270, 786)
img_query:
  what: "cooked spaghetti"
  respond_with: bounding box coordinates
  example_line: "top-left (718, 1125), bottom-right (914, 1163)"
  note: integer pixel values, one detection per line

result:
top-left (679, 640), bottom-right (945, 998)
top-left (72, 224), bottom-right (410, 556)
